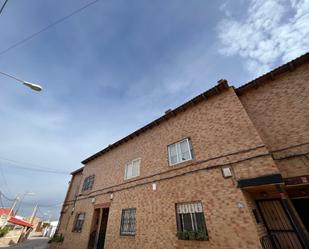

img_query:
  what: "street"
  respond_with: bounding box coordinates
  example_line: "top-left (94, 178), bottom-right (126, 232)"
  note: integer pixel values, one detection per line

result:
top-left (0, 237), bottom-right (49, 249)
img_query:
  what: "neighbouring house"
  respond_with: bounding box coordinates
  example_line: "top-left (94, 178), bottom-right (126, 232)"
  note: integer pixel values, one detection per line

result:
top-left (0, 208), bottom-right (13, 227)
top-left (43, 221), bottom-right (59, 238)
top-left (0, 214), bottom-right (32, 246)
top-left (54, 53), bottom-right (309, 249)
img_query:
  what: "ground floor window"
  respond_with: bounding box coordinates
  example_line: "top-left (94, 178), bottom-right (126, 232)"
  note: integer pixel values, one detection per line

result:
top-left (72, 213), bottom-right (85, 232)
top-left (176, 202), bottom-right (208, 240)
top-left (120, 208), bottom-right (136, 235)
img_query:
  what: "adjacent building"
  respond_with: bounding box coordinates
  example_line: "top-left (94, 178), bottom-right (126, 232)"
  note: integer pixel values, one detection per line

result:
top-left (55, 53), bottom-right (309, 249)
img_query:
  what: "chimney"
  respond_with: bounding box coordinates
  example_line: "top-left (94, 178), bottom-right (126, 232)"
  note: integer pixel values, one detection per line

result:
top-left (217, 79), bottom-right (228, 85)
top-left (165, 109), bottom-right (172, 114)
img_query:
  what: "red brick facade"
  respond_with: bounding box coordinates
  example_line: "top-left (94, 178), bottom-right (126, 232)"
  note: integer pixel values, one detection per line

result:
top-left (54, 53), bottom-right (309, 249)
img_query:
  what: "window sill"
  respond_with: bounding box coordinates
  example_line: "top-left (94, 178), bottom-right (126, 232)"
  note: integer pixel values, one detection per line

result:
top-left (120, 233), bottom-right (135, 236)
top-left (124, 175), bottom-right (140, 181)
top-left (169, 158), bottom-right (194, 167)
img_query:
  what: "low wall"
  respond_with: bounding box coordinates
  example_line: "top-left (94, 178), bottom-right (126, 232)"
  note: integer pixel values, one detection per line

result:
top-left (0, 230), bottom-right (22, 246)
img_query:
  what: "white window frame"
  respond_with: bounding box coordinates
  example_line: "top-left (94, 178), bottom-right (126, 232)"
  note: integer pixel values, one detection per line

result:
top-left (124, 158), bottom-right (141, 180)
top-left (168, 138), bottom-right (193, 166)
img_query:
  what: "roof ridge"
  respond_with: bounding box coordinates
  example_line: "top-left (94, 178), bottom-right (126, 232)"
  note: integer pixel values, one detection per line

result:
top-left (236, 52), bottom-right (309, 94)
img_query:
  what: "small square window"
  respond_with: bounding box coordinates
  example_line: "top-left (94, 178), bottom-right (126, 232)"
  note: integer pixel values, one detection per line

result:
top-left (120, 208), bottom-right (136, 235)
top-left (124, 159), bottom-right (140, 180)
top-left (168, 138), bottom-right (193, 166)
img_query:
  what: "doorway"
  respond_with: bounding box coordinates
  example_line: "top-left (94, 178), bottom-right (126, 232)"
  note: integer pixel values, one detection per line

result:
top-left (292, 198), bottom-right (309, 233)
top-left (88, 207), bottom-right (109, 249)
top-left (257, 199), bottom-right (304, 249)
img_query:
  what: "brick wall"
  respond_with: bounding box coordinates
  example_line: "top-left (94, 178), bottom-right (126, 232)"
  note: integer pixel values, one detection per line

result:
top-left (239, 63), bottom-right (309, 178)
top-left (56, 58), bottom-right (309, 249)
top-left (60, 165), bottom-right (265, 249)
top-left (81, 88), bottom-right (272, 193)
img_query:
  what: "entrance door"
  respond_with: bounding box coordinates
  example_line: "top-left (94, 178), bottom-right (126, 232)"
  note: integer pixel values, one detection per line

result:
top-left (257, 199), bottom-right (304, 249)
top-left (292, 198), bottom-right (309, 233)
top-left (96, 208), bottom-right (109, 249)
top-left (88, 208), bottom-right (110, 249)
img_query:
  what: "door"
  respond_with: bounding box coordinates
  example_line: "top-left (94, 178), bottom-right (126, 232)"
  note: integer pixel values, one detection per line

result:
top-left (292, 198), bottom-right (309, 233)
top-left (257, 199), bottom-right (304, 249)
top-left (87, 208), bottom-right (110, 249)
top-left (96, 208), bottom-right (109, 249)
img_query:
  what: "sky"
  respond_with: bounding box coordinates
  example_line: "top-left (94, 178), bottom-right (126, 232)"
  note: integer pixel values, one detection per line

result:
top-left (0, 0), bottom-right (308, 220)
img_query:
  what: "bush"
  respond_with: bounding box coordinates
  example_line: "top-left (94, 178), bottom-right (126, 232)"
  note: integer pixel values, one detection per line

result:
top-left (176, 230), bottom-right (208, 241)
top-left (48, 234), bottom-right (64, 244)
top-left (176, 230), bottom-right (189, 240)
top-left (196, 230), bottom-right (208, 241)
top-left (0, 227), bottom-right (10, 238)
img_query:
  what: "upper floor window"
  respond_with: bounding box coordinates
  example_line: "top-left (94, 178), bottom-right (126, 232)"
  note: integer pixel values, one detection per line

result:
top-left (124, 159), bottom-right (140, 180)
top-left (168, 138), bottom-right (193, 166)
top-left (120, 208), bottom-right (136, 235)
top-left (82, 175), bottom-right (95, 191)
top-left (176, 202), bottom-right (208, 240)
top-left (72, 212), bottom-right (85, 232)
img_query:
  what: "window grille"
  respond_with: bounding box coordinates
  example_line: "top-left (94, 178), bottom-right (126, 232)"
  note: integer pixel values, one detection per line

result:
top-left (120, 208), bottom-right (136, 235)
top-left (72, 213), bottom-right (85, 232)
top-left (82, 175), bottom-right (95, 191)
top-left (176, 202), bottom-right (208, 240)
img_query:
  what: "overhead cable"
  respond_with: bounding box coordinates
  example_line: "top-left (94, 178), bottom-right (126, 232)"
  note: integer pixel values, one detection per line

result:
top-left (0, 0), bottom-right (101, 56)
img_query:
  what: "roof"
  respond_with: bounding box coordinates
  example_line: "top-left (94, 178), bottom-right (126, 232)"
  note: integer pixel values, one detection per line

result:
top-left (8, 216), bottom-right (32, 227)
top-left (82, 80), bottom-right (230, 164)
top-left (0, 208), bottom-right (11, 216)
top-left (81, 52), bottom-right (309, 165)
top-left (71, 166), bottom-right (84, 175)
top-left (236, 52), bottom-right (309, 95)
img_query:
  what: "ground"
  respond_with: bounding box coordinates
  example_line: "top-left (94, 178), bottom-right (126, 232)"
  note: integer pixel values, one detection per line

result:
top-left (0, 237), bottom-right (49, 249)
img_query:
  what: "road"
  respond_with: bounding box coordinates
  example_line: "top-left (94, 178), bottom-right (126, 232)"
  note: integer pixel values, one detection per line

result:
top-left (0, 237), bottom-right (49, 249)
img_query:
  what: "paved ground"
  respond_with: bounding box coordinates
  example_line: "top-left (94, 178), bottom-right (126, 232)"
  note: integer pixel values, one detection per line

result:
top-left (0, 237), bottom-right (49, 249)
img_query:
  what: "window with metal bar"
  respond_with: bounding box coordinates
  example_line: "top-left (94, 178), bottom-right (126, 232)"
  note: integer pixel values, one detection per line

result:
top-left (72, 213), bottom-right (85, 232)
top-left (120, 208), bottom-right (136, 235)
top-left (82, 175), bottom-right (95, 191)
top-left (176, 202), bottom-right (208, 240)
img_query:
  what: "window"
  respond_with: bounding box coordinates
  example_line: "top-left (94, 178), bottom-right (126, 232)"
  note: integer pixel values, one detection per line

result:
top-left (120, 208), bottom-right (136, 235)
top-left (176, 202), bottom-right (208, 240)
top-left (72, 213), bottom-right (85, 232)
top-left (82, 175), bottom-right (95, 191)
top-left (124, 159), bottom-right (140, 180)
top-left (168, 138), bottom-right (193, 166)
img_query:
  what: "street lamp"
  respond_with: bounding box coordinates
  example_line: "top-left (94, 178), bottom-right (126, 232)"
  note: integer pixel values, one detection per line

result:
top-left (0, 71), bottom-right (43, 92)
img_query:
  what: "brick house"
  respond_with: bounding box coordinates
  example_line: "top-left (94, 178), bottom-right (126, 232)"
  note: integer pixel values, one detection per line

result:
top-left (55, 53), bottom-right (309, 249)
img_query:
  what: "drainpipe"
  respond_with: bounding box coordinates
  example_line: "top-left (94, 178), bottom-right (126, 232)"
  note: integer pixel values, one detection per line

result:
top-left (276, 184), bottom-right (309, 248)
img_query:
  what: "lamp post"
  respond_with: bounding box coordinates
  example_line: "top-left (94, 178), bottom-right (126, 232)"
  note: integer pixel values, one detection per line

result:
top-left (0, 71), bottom-right (43, 92)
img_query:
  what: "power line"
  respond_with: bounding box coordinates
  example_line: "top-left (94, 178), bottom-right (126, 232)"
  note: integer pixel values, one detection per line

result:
top-left (0, 192), bottom-right (5, 208)
top-left (0, 191), bottom-right (15, 202)
top-left (0, 157), bottom-right (70, 175)
top-left (0, 0), bottom-right (9, 15)
top-left (0, 165), bottom-right (12, 195)
top-left (0, 0), bottom-right (101, 56)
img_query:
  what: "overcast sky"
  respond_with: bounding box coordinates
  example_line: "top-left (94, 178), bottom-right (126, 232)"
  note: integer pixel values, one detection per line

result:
top-left (0, 0), bottom-right (308, 220)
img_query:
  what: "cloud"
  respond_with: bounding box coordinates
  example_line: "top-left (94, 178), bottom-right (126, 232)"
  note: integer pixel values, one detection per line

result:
top-left (217, 0), bottom-right (309, 76)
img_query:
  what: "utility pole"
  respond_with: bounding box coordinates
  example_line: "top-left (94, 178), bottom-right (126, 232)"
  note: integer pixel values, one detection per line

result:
top-left (1, 195), bottom-right (19, 229)
top-left (29, 204), bottom-right (38, 224)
